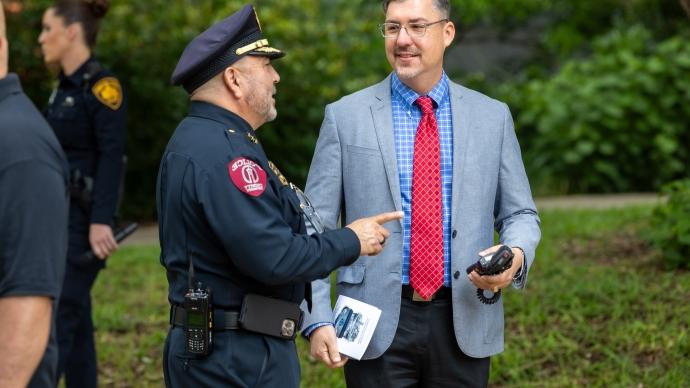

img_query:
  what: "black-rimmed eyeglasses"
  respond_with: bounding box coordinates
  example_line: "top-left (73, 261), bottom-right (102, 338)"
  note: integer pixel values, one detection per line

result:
top-left (379, 19), bottom-right (448, 38)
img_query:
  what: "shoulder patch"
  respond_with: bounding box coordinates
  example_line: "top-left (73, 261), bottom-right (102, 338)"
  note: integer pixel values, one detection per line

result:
top-left (91, 77), bottom-right (123, 110)
top-left (228, 157), bottom-right (267, 197)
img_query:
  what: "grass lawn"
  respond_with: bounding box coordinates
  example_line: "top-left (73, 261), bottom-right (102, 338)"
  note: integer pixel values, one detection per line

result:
top-left (90, 205), bottom-right (690, 387)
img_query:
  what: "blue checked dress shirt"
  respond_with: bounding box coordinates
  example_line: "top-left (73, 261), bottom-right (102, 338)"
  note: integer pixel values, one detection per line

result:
top-left (392, 72), bottom-right (453, 287)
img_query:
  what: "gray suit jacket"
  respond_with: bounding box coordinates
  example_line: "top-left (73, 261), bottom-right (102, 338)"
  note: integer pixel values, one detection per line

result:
top-left (302, 74), bottom-right (541, 359)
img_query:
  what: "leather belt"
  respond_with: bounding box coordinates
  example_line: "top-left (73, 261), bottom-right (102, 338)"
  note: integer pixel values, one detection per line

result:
top-left (401, 285), bottom-right (451, 302)
top-left (170, 305), bottom-right (240, 330)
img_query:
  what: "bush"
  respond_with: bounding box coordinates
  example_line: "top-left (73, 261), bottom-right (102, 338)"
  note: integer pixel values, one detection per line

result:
top-left (509, 26), bottom-right (690, 193)
top-left (647, 179), bottom-right (690, 270)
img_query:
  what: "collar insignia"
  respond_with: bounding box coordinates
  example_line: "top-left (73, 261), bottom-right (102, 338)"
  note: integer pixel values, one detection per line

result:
top-left (268, 160), bottom-right (289, 186)
top-left (246, 132), bottom-right (259, 144)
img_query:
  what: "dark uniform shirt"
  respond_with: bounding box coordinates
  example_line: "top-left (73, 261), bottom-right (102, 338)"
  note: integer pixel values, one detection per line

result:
top-left (0, 73), bottom-right (69, 388)
top-left (44, 57), bottom-right (126, 225)
top-left (157, 101), bottom-right (361, 309)
top-left (0, 73), bottom-right (69, 299)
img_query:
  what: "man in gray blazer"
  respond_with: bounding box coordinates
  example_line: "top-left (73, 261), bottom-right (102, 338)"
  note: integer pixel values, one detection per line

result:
top-left (302, 0), bottom-right (541, 386)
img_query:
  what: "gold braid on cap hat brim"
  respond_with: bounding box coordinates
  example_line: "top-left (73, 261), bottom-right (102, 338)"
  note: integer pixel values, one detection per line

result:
top-left (235, 39), bottom-right (268, 55)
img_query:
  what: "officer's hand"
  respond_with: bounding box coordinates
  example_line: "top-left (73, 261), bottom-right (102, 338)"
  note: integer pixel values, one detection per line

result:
top-left (346, 211), bottom-right (403, 256)
top-left (89, 224), bottom-right (118, 260)
top-left (309, 325), bottom-right (348, 368)
top-left (468, 245), bottom-right (525, 293)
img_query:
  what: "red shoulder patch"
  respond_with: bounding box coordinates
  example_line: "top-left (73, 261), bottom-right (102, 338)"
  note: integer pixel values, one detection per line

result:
top-left (228, 157), bottom-right (267, 197)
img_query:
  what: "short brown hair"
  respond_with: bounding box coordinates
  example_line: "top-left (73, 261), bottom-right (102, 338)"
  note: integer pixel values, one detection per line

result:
top-left (382, 0), bottom-right (450, 18)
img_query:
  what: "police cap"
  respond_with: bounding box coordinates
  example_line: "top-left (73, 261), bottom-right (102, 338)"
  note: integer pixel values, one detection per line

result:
top-left (171, 4), bottom-right (285, 93)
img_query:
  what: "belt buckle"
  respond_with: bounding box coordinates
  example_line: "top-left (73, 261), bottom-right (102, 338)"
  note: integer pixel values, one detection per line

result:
top-left (412, 290), bottom-right (432, 302)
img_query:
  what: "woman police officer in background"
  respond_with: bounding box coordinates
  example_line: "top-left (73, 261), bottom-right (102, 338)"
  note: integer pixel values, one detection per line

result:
top-left (38, 0), bottom-right (126, 386)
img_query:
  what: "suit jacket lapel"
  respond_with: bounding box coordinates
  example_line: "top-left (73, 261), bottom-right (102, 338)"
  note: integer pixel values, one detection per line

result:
top-left (450, 82), bottom-right (468, 224)
top-left (370, 75), bottom-right (403, 214)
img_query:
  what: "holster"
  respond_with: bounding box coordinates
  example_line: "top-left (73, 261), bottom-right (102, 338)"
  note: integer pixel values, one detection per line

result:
top-left (238, 294), bottom-right (304, 340)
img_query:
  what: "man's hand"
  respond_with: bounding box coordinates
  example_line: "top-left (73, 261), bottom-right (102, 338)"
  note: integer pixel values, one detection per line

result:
top-left (467, 245), bottom-right (525, 293)
top-left (346, 211), bottom-right (403, 256)
top-left (89, 223), bottom-right (118, 260)
top-left (309, 325), bottom-right (348, 368)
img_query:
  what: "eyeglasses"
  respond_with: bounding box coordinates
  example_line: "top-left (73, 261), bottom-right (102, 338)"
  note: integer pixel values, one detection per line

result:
top-left (290, 183), bottom-right (326, 234)
top-left (379, 19), bottom-right (448, 38)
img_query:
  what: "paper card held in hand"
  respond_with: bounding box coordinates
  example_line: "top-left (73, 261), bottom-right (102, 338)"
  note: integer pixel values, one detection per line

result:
top-left (332, 295), bottom-right (382, 360)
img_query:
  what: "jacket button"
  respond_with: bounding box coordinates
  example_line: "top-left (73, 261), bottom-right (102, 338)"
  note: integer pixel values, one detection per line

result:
top-left (453, 271), bottom-right (460, 279)
top-left (452, 230), bottom-right (457, 238)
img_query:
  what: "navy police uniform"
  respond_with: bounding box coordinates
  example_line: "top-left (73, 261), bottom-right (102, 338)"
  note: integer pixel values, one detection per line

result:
top-left (44, 57), bottom-right (127, 387)
top-left (158, 5), bottom-right (361, 387)
top-left (0, 74), bottom-right (69, 387)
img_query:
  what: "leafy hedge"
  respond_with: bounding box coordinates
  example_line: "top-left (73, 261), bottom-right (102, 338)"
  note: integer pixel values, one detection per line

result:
top-left (510, 26), bottom-right (690, 194)
top-left (647, 179), bottom-right (690, 270)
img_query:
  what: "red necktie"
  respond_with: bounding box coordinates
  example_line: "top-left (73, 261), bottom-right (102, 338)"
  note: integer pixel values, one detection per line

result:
top-left (409, 96), bottom-right (444, 300)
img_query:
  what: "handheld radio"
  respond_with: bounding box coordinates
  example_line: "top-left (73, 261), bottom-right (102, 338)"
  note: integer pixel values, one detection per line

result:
top-left (466, 245), bottom-right (514, 304)
top-left (184, 256), bottom-right (213, 356)
top-left (184, 282), bottom-right (213, 356)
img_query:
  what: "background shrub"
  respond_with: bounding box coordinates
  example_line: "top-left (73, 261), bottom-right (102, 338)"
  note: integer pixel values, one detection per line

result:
top-left (647, 179), bottom-right (690, 270)
top-left (506, 27), bottom-right (690, 194)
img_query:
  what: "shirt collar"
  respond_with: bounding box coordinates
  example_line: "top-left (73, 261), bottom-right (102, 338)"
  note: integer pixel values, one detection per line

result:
top-left (188, 100), bottom-right (255, 134)
top-left (59, 56), bottom-right (97, 87)
top-left (391, 71), bottom-right (449, 110)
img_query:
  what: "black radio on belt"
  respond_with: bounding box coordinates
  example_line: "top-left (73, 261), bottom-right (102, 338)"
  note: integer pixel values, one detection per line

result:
top-left (466, 245), bottom-right (514, 304)
top-left (184, 282), bottom-right (213, 356)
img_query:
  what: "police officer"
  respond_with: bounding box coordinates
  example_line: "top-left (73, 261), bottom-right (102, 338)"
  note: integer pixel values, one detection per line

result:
top-left (159, 4), bottom-right (401, 387)
top-left (1, 4), bottom-right (69, 386)
top-left (38, 1), bottom-right (126, 387)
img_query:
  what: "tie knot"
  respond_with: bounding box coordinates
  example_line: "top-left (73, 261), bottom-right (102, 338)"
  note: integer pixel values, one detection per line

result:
top-left (415, 96), bottom-right (434, 115)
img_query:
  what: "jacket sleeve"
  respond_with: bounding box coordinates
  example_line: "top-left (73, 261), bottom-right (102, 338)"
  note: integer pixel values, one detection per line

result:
top-left (494, 103), bottom-right (541, 289)
top-left (88, 75), bottom-right (127, 224)
top-left (196, 155), bottom-right (360, 287)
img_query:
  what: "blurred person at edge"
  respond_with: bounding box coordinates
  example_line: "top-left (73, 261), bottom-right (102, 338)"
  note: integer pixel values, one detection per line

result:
top-left (38, 0), bottom-right (126, 387)
top-left (302, 0), bottom-right (541, 387)
top-left (0, 1), bottom-right (70, 387)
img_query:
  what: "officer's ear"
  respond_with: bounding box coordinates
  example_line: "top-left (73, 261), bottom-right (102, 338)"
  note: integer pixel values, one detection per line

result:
top-left (222, 66), bottom-right (243, 99)
top-left (65, 21), bottom-right (83, 44)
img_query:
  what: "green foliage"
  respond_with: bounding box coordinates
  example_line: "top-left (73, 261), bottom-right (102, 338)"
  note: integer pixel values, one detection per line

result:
top-left (647, 179), bottom-right (690, 270)
top-left (452, 0), bottom-right (687, 70)
top-left (508, 26), bottom-right (690, 193)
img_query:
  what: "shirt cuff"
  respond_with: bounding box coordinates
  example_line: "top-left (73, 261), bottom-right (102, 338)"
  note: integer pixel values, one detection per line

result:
top-left (302, 322), bottom-right (333, 338)
top-left (511, 246), bottom-right (526, 287)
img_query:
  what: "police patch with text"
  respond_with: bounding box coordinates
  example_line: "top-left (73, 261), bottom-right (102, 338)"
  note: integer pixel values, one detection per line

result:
top-left (228, 157), bottom-right (267, 197)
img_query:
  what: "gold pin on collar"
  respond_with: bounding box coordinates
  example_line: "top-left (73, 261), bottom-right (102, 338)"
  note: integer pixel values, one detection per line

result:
top-left (268, 161), bottom-right (288, 186)
top-left (246, 132), bottom-right (259, 144)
